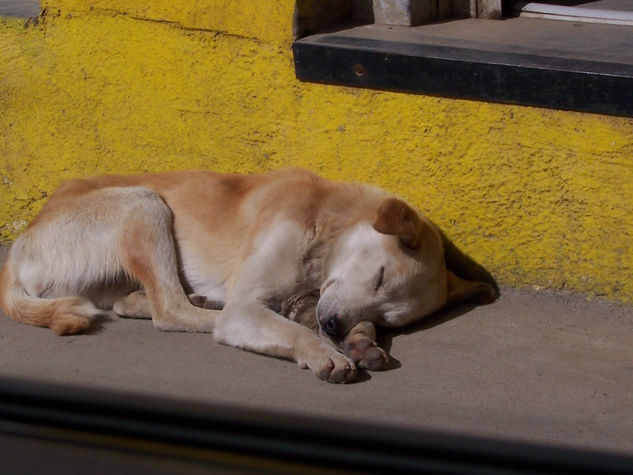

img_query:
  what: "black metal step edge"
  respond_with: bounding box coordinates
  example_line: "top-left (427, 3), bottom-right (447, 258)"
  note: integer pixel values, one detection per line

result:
top-left (293, 34), bottom-right (633, 117)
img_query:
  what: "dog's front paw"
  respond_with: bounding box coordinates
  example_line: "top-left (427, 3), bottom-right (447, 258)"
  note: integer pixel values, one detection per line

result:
top-left (298, 344), bottom-right (357, 383)
top-left (343, 335), bottom-right (388, 371)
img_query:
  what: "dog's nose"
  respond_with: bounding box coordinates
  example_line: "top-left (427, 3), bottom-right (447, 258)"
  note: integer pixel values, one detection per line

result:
top-left (320, 315), bottom-right (342, 337)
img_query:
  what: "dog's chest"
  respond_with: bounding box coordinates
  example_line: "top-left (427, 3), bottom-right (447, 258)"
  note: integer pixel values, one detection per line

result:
top-left (266, 255), bottom-right (322, 331)
top-left (277, 290), bottom-right (320, 331)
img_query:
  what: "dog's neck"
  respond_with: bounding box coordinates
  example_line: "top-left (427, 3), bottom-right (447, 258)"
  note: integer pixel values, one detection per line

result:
top-left (308, 185), bottom-right (387, 276)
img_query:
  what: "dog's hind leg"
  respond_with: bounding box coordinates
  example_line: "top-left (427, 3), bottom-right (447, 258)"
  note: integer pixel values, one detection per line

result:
top-left (2, 187), bottom-right (133, 335)
top-left (113, 289), bottom-right (152, 319)
top-left (0, 259), bottom-right (102, 335)
top-left (114, 290), bottom-right (224, 318)
top-left (2, 186), bottom-right (219, 335)
top-left (115, 190), bottom-right (220, 333)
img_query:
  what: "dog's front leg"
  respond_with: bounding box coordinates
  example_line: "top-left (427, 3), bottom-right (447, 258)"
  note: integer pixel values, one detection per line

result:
top-left (340, 321), bottom-right (389, 371)
top-left (213, 303), bottom-right (357, 383)
top-left (286, 298), bottom-right (388, 371)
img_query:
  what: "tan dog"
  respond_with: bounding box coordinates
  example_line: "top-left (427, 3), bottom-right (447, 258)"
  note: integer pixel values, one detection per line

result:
top-left (0, 168), bottom-right (497, 383)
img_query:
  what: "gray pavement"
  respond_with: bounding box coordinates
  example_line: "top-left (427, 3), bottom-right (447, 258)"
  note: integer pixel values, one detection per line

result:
top-left (0, 0), bottom-right (39, 18)
top-left (1, 246), bottom-right (632, 455)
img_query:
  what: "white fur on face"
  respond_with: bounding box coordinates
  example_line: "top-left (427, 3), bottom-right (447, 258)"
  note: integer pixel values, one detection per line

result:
top-left (318, 221), bottom-right (446, 334)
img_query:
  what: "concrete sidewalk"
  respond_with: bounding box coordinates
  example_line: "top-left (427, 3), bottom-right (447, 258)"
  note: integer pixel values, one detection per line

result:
top-left (0, 0), bottom-right (39, 18)
top-left (1, 247), bottom-right (632, 456)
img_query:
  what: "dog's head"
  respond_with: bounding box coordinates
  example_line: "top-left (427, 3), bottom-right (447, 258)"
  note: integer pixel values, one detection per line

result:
top-left (317, 197), bottom-right (497, 338)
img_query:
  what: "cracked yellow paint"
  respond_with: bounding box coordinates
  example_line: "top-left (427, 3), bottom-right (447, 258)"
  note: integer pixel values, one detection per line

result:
top-left (1, 1), bottom-right (633, 301)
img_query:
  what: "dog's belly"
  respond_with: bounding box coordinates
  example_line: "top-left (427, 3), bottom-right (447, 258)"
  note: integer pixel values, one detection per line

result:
top-left (179, 256), bottom-right (227, 304)
top-left (184, 272), bottom-right (226, 304)
top-left (190, 283), bottom-right (225, 303)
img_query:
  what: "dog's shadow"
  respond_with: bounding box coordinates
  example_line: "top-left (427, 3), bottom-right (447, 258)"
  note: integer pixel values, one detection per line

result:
top-left (373, 302), bottom-right (480, 373)
top-left (367, 234), bottom-right (500, 380)
top-left (84, 312), bottom-right (115, 335)
top-left (82, 301), bottom-right (483, 384)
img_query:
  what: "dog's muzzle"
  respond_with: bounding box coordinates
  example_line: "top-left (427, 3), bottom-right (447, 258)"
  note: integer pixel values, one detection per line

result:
top-left (320, 315), bottom-right (342, 338)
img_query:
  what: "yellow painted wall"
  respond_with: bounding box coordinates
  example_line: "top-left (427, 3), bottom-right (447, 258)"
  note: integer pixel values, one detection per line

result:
top-left (1, 1), bottom-right (632, 301)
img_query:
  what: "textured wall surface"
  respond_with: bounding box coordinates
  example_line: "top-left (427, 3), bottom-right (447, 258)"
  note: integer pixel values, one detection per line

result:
top-left (1, 0), bottom-right (632, 301)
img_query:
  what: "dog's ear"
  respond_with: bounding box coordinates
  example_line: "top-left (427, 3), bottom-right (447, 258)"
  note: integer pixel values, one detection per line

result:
top-left (446, 270), bottom-right (497, 305)
top-left (373, 197), bottom-right (423, 249)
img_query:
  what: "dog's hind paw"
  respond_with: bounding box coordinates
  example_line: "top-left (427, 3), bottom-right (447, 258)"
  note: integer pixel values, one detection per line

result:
top-left (343, 336), bottom-right (388, 371)
top-left (188, 294), bottom-right (225, 311)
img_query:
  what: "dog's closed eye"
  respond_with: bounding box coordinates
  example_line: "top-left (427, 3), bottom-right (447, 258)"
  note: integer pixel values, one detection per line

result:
top-left (374, 266), bottom-right (385, 291)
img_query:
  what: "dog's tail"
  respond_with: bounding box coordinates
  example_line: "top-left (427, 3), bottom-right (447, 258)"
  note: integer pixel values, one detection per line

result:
top-left (0, 260), bottom-right (100, 335)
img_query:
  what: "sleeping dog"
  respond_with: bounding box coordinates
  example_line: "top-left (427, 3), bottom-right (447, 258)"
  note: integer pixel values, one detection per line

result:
top-left (0, 168), bottom-right (497, 383)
